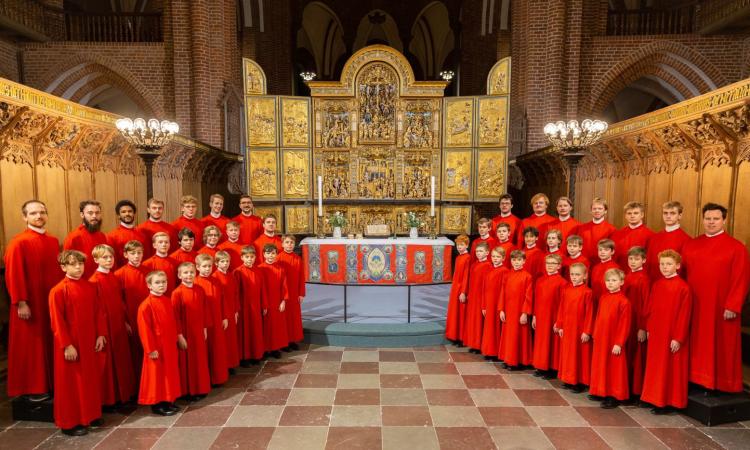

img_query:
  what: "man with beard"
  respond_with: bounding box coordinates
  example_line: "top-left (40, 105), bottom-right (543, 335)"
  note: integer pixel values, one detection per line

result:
top-left (108, 200), bottom-right (150, 267)
top-left (64, 200), bottom-right (108, 279)
top-left (4, 200), bottom-right (63, 401)
top-left (202, 194), bottom-right (230, 240)
top-left (234, 195), bottom-right (263, 245)
top-left (138, 198), bottom-right (178, 253)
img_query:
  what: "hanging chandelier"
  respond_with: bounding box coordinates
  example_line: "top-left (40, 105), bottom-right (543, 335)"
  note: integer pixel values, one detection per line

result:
top-left (543, 119), bottom-right (608, 151)
top-left (115, 118), bottom-right (179, 151)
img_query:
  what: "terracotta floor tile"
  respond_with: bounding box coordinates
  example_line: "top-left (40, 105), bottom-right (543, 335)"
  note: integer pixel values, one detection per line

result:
top-left (35, 426), bottom-right (114, 449)
top-left (340, 362), bottom-right (380, 374)
top-left (380, 374), bottom-right (422, 388)
top-left (341, 351), bottom-right (380, 362)
top-left (268, 426), bottom-right (329, 450)
top-left (462, 374), bottom-right (508, 389)
top-left (225, 405), bottom-right (283, 427)
top-left (379, 362), bottom-right (420, 374)
top-left (541, 427), bottom-right (611, 450)
top-left (301, 362), bottom-right (342, 374)
top-left (0, 428), bottom-right (56, 449)
top-left (698, 427), bottom-right (750, 450)
top-left (278, 406), bottom-right (332, 426)
top-left (418, 363), bottom-right (459, 374)
top-left (382, 426), bottom-right (439, 450)
top-left (479, 406), bottom-right (536, 426)
top-left (502, 373), bottom-right (554, 389)
top-left (240, 388), bottom-right (290, 405)
top-left (294, 374), bottom-right (338, 388)
top-left (152, 427), bottom-right (221, 450)
top-left (380, 389), bottom-right (428, 406)
top-left (334, 389), bottom-right (380, 405)
top-left (326, 427), bottom-right (382, 449)
top-left (515, 389), bottom-right (569, 406)
top-left (420, 374), bottom-right (466, 389)
top-left (469, 389), bottom-right (522, 407)
top-left (414, 351), bottom-right (453, 363)
top-left (454, 362), bottom-right (502, 375)
top-left (262, 361), bottom-right (303, 374)
top-left (488, 426), bottom-right (554, 449)
top-left (382, 406), bottom-right (432, 426)
top-left (306, 351), bottom-right (344, 361)
top-left (647, 427), bottom-right (725, 450)
top-left (594, 427), bottom-right (669, 450)
top-left (429, 406), bottom-right (485, 427)
top-left (622, 406), bottom-right (692, 428)
top-left (425, 389), bottom-right (475, 406)
top-left (434, 426), bottom-right (495, 449)
top-left (286, 388), bottom-right (336, 406)
top-left (221, 374), bottom-right (255, 388)
top-left (191, 388), bottom-right (245, 407)
top-left (210, 427), bottom-right (275, 449)
top-left (249, 373), bottom-right (297, 389)
top-left (120, 407), bottom-right (181, 428)
top-left (379, 351), bottom-right (416, 362)
top-left (575, 406), bottom-right (641, 427)
top-left (526, 406), bottom-right (588, 427)
top-left (173, 405), bottom-right (233, 427)
top-left (449, 352), bottom-right (487, 362)
top-left (95, 427), bottom-right (167, 450)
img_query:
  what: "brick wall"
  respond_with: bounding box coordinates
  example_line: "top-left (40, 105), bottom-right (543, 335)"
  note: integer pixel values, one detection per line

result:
top-left (0, 38), bottom-right (19, 81)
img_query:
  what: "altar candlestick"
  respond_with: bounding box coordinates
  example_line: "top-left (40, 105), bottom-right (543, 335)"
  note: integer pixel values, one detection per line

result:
top-left (317, 175), bottom-right (323, 217)
top-left (430, 176), bottom-right (435, 217)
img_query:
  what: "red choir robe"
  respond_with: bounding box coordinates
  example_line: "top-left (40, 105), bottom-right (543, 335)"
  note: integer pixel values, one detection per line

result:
top-left (170, 248), bottom-right (198, 265)
top-left (641, 275), bottom-right (692, 408)
top-left (49, 277), bottom-right (106, 429)
top-left (212, 270), bottom-right (241, 368)
top-left (545, 247), bottom-right (563, 259)
top-left (492, 213), bottom-right (522, 245)
top-left (523, 245), bottom-right (546, 281)
top-left (555, 283), bottom-right (594, 385)
top-left (463, 259), bottom-right (493, 350)
top-left (218, 239), bottom-right (245, 272)
top-left (470, 236), bottom-right (498, 264)
top-left (532, 272), bottom-right (567, 371)
top-left (682, 232), bottom-right (750, 392)
top-left (445, 252), bottom-right (470, 342)
top-left (540, 217), bottom-right (580, 247)
top-left (623, 268), bottom-right (650, 395)
top-left (590, 259), bottom-right (620, 312)
top-left (496, 240), bottom-right (516, 259)
top-left (4, 228), bottom-right (62, 397)
top-left (137, 294), bottom-right (181, 405)
top-left (234, 213), bottom-right (263, 245)
top-left (572, 220), bottom-right (616, 263)
top-left (63, 225), bottom-right (108, 279)
top-left (202, 214), bottom-right (230, 241)
top-left (254, 233), bottom-right (283, 258)
top-left (171, 284), bottom-right (211, 396)
top-left (497, 268), bottom-right (533, 366)
top-left (277, 250), bottom-right (306, 343)
top-left (198, 245), bottom-right (219, 260)
top-left (90, 270), bottom-right (136, 405)
top-left (589, 291), bottom-right (632, 400)
top-left (258, 261), bottom-right (290, 351)
top-left (480, 264), bottom-right (509, 357)
top-left (520, 213), bottom-right (556, 237)
top-left (107, 224), bottom-right (151, 267)
top-left (611, 224), bottom-right (655, 268)
top-left (173, 216), bottom-right (206, 244)
top-left (194, 275), bottom-right (229, 385)
top-left (115, 263), bottom-right (149, 378)
top-left (137, 219), bottom-right (179, 253)
top-left (234, 265), bottom-right (266, 360)
top-left (561, 253), bottom-right (590, 282)
top-left (142, 254), bottom-right (178, 296)
top-left (645, 226), bottom-right (691, 280)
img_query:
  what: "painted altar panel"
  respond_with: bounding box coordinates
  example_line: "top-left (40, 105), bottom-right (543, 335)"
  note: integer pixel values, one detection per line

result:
top-left (246, 96), bottom-right (277, 147)
top-left (243, 58), bottom-right (267, 95)
top-left (443, 98), bottom-right (474, 148)
top-left (474, 148), bottom-right (507, 201)
top-left (441, 205), bottom-right (472, 235)
top-left (477, 96), bottom-right (509, 147)
top-left (487, 58), bottom-right (511, 95)
top-left (248, 149), bottom-right (278, 199)
top-left (281, 148), bottom-right (311, 200)
top-left (280, 97), bottom-right (311, 147)
top-left (442, 149), bottom-right (473, 201)
top-left (285, 205), bottom-right (313, 234)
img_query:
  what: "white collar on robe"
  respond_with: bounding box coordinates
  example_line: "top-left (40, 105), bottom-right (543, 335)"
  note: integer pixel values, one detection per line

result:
top-left (97, 267), bottom-right (110, 274)
top-left (664, 272), bottom-right (679, 279)
top-left (500, 212), bottom-right (512, 218)
top-left (120, 221), bottom-right (135, 229)
top-left (628, 222), bottom-right (643, 229)
top-left (148, 217), bottom-right (163, 223)
top-left (210, 212), bottom-right (222, 219)
top-left (568, 252), bottom-right (581, 259)
top-left (706, 230), bottom-right (725, 238)
top-left (28, 225), bottom-right (46, 234)
top-left (665, 224), bottom-right (681, 232)
top-left (593, 217), bottom-right (605, 224)
top-left (558, 215), bottom-right (571, 221)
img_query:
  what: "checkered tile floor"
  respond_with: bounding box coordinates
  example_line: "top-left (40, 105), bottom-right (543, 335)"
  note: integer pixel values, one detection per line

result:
top-left (1, 345), bottom-right (748, 449)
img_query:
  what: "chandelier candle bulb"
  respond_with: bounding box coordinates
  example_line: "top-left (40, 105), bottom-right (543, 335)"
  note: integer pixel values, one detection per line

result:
top-left (318, 175), bottom-right (323, 217)
top-left (430, 176), bottom-right (435, 217)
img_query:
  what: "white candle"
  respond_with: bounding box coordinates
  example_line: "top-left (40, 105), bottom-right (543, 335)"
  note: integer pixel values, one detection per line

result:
top-left (430, 176), bottom-right (435, 217)
top-left (317, 175), bottom-right (323, 217)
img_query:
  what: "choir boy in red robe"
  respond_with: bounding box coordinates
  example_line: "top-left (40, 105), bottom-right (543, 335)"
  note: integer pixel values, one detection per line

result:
top-left (172, 195), bottom-right (205, 243)
top-left (495, 223), bottom-right (516, 257)
top-left (194, 253), bottom-right (229, 385)
top-left (646, 201), bottom-right (691, 280)
top-left (481, 247), bottom-right (508, 359)
top-left (201, 194), bottom-right (230, 241)
top-left (521, 226), bottom-right (545, 281)
top-left (445, 235), bottom-right (470, 345)
top-left (108, 199), bottom-right (150, 267)
top-left (498, 250), bottom-right (533, 369)
top-left (49, 250), bottom-right (107, 436)
top-left (90, 245), bottom-right (136, 409)
top-left (259, 244), bottom-right (290, 358)
top-left (641, 250), bottom-right (692, 413)
top-left (590, 239), bottom-right (620, 312)
top-left (521, 193), bottom-right (556, 232)
top-left (555, 263), bottom-right (594, 392)
top-left (682, 203), bottom-right (750, 393)
top-left (4, 200), bottom-right (61, 401)
top-left (254, 214), bottom-right (283, 257)
top-left (463, 242), bottom-right (492, 352)
top-left (171, 263), bottom-right (210, 401)
top-left (234, 195), bottom-right (264, 245)
top-left (199, 225), bottom-right (221, 260)
top-left (624, 246), bottom-right (650, 397)
top-left (491, 193), bottom-right (522, 244)
top-left (278, 235), bottom-right (305, 349)
top-left (213, 251), bottom-right (241, 370)
top-left (541, 196), bottom-right (580, 245)
top-left (142, 232), bottom-right (178, 296)
top-left (611, 201), bottom-right (654, 268)
top-left (469, 219), bottom-right (498, 263)
top-left (544, 228), bottom-right (563, 257)
top-left (531, 254), bottom-right (567, 379)
top-left (589, 268), bottom-right (632, 409)
top-left (64, 200), bottom-right (108, 279)
top-left (138, 199), bottom-right (178, 253)
top-left (137, 271), bottom-right (181, 416)
top-left (562, 235), bottom-right (590, 282)
top-left (218, 221), bottom-right (244, 271)
top-left (572, 198), bottom-right (616, 263)
top-left (170, 228), bottom-right (198, 264)
top-left (235, 246), bottom-right (265, 365)
top-left (115, 240), bottom-right (149, 379)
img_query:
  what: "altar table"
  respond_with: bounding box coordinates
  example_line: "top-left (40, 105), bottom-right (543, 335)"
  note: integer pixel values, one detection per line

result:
top-left (300, 237), bottom-right (454, 285)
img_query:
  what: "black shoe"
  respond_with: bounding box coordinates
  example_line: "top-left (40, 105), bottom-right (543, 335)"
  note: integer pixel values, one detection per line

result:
top-left (89, 418), bottom-right (104, 427)
top-left (282, 347), bottom-right (292, 353)
top-left (151, 404), bottom-right (177, 416)
top-left (102, 404), bottom-right (118, 413)
top-left (561, 383), bottom-right (574, 391)
top-left (570, 384), bottom-right (585, 393)
top-left (601, 398), bottom-right (619, 409)
top-left (228, 368), bottom-right (236, 375)
top-left (271, 350), bottom-right (282, 359)
top-left (588, 394), bottom-right (604, 402)
top-left (24, 393), bottom-right (51, 402)
top-left (240, 360), bottom-right (253, 368)
top-left (542, 371), bottom-right (557, 380)
top-left (62, 425), bottom-right (88, 436)
top-left (507, 365), bottom-right (521, 371)
top-left (251, 359), bottom-right (261, 365)
top-left (289, 342), bottom-right (300, 351)
top-left (650, 406), bottom-right (671, 415)
top-left (533, 370), bottom-right (545, 378)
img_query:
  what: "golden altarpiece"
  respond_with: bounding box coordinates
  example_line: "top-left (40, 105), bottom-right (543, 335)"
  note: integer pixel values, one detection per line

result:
top-left (243, 45), bottom-right (510, 236)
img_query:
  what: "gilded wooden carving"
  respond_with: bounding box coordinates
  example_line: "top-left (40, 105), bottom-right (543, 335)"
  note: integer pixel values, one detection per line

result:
top-left (285, 205), bottom-right (313, 234)
top-left (393, 205), bottom-right (436, 234)
top-left (475, 148), bottom-right (506, 200)
top-left (478, 96), bottom-right (508, 147)
top-left (358, 147), bottom-right (395, 199)
top-left (282, 149), bottom-right (310, 199)
top-left (321, 150), bottom-right (351, 198)
top-left (243, 58), bottom-right (267, 95)
top-left (402, 151), bottom-right (432, 199)
top-left (357, 63), bottom-right (398, 144)
top-left (254, 205), bottom-right (283, 230)
top-left (443, 149), bottom-right (472, 200)
top-left (401, 101), bottom-right (437, 148)
top-left (281, 97), bottom-right (310, 147)
top-left (487, 58), bottom-right (510, 95)
top-left (441, 205), bottom-right (472, 234)
top-left (246, 97), bottom-right (277, 147)
top-left (319, 101), bottom-right (352, 148)
top-left (444, 98), bottom-right (474, 147)
top-left (249, 149), bottom-right (278, 198)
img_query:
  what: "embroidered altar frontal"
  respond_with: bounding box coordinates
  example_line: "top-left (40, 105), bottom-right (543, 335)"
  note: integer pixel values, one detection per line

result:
top-left (301, 237), bottom-right (453, 285)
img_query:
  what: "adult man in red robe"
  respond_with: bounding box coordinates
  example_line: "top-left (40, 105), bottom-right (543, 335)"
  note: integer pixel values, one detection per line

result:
top-left (645, 201), bottom-right (691, 280)
top-left (491, 193), bottom-right (522, 244)
top-left (138, 198), bottom-right (178, 253)
top-left (4, 200), bottom-right (62, 401)
top-left (107, 199), bottom-right (150, 267)
top-left (258, 244), bottom-right (290, 358)
top-left (540, 196), bottom-right (580, 246)
top-left (63, 200), bottom-right (108, 279)
top-left (172, 195), bottom-right (205, 243)
top-left (572, 197), bottom-right (616, 263)
top-left (234, 195), bottom-right (263, 245)
top-left (611, 201), bottom-right (654, 268)
top-left (201, 194), bottom-right (230, 241)
top-left (254, 214), bottom-right (283, 256)
top-left (682, 203), bottom-right (750, 393)
top-left (520, 193), bottom-right (556, 233)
